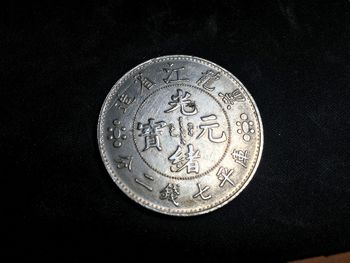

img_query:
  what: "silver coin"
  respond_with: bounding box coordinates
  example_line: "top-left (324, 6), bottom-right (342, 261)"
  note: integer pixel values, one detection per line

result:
top-left (97, 55), bottom-right (263, 216)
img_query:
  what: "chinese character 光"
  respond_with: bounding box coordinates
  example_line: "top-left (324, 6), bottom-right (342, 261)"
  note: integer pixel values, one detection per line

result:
top-left (168, 144), bottom-right (200, 174)
top-left (137, 118), bottom-right (167, 151)
top-left (197, 114), bottom-right (227, 143)
top-left (164, 89), bottom-right (198, 116)
top-left (160, 183), bottom-right (180, 207)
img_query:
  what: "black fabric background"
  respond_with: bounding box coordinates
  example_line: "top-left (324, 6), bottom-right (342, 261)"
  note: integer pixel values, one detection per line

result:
top-left (2, 1), bottom-right (350, 261)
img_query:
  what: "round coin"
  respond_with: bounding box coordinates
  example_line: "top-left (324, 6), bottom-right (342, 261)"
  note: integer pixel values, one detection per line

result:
top-left (97, 55), bottom-right (263, 216)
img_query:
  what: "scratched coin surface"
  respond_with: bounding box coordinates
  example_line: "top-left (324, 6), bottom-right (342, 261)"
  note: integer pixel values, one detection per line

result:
top-left (97, 55), bottom-right (263, 216)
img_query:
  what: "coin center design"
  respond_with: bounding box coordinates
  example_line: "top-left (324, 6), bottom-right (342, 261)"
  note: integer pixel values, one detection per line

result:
top-left (133, 84), bottom-right (231, 179)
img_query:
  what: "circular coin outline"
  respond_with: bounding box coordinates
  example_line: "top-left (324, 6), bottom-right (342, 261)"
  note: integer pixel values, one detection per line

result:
top-left (97, 55), bottom-right (264, 216)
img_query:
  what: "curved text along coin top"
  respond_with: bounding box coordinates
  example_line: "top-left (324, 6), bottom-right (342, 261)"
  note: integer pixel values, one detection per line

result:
top-left (97, 55), bottom-right (263, 216)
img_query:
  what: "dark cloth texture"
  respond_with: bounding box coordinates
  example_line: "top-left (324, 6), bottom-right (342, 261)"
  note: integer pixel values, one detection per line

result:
top-left (2, 1), bottom-right (350, 260)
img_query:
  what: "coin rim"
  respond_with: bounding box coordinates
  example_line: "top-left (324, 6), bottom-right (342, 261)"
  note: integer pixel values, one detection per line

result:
top-left (97, 55), bottom-right (264, 216)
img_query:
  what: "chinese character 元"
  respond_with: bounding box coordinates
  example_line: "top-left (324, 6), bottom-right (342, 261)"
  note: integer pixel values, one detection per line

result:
top-left (197, 114), bottom-right (227, 143)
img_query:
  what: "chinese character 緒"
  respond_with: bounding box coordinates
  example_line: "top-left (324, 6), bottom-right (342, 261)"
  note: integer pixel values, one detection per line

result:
top-left (168, 144), bottom-right (200, 174)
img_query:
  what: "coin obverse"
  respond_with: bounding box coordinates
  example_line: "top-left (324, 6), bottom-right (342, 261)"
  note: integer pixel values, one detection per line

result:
top-left (97, 55), bottom-right (263, 216)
